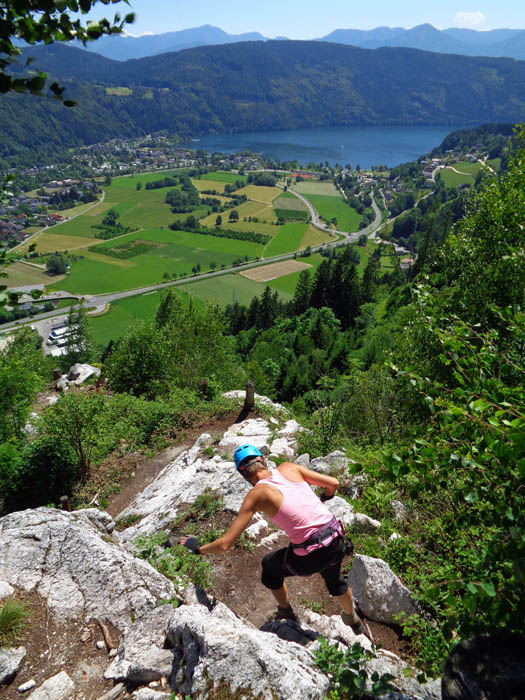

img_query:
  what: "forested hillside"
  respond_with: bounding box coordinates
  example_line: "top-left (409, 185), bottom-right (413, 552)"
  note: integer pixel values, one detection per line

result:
top-left (3, 40), bottom-right (525, 159)
top-left (1, 129), bottom-right (523, 677)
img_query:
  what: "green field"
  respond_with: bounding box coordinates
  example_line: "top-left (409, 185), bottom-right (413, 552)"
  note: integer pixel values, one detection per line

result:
top-left (183, 272), bottom-right (279, 307)
top-left (440, 158), bottom-right (501, 188)
top-left (51, 228), bottom-right (264, 294)
top-left (273, 194), bottom-right (308, 211)
top-left (294, 181), bottom-right (339, 196)
top-left (304, 194), bottom-right (361, 233)
top-left (88, 273), bottom-right (292, 346)
top-left (88, 291), bottom-right (168, 347)
top-left (199, 172), bottom-right (248, 184)
top-left (264, 223), bottom-right (309, 257)
top-left (264, 254), bottom-right (323, 295)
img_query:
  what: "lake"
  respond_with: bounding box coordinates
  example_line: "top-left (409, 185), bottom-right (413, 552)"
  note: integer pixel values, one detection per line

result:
top-left (192, 125), bottom-right (472, 169)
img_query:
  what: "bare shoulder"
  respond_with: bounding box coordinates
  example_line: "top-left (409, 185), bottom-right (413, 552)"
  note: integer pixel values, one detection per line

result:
top-left (285, 462), bottom-right (339, 488)
top-left (277, 462), bottom-right (304, 482)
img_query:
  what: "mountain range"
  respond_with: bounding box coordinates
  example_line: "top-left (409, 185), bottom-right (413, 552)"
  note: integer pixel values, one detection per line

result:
top-left (78, 23), bottom-right (525, 62)
top-left (3, 40), bottom-right (525, 161)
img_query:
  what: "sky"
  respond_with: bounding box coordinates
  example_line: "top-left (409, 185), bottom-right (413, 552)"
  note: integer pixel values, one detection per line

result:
top-left (83, 1), bottom-right (524, 39)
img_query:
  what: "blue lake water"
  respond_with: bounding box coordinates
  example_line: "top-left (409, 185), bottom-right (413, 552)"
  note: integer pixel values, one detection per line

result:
top-left (192, 125), bottom-right (472, 169)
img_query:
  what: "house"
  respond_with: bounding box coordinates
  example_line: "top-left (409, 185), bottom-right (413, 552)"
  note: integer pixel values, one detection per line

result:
top-left (400, 257), bottom-right (415, 271)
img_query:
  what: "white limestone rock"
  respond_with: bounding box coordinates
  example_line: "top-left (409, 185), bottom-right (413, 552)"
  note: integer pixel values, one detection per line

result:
top-left (258, 531), bottom-right (283, 549)
top-left (295, 453), bottom-right (310, 467)
top-left (324, 497), bottom-right (381, 532)
top-left (131, 690), bottom-right (171, 700)
top-left (310, 450), bottom-right (350, 474)
top-left (369, 649), bottom-right (441, 700)
top-left (0, 647), bottom-right (26, 684)
top-left (27, 671), bottom-right (74, 700)
top-left (300, 609), bottom-right (372, 648)
top-left (167, 603), bottom-right (329, 700)
top-left (17, 679), bottom-right (37, 693)
top-left (222, 390), bottom-right (288, 414)
top-left (105, 606), bottom-right (174, 684)
top-left (0, 580), bottom-right (14, 599)
top-left (0, 508), bottom-right (175, 630)
top-left (67, 363), bottom-right (101, 385)
top-left (73, 507), bottom-right (116, 535)
top-left (117, 448), bottom-right (252, 546)
top-left (348, 555), bottom-right (418, 624)
top-left (244, 512), bottom-right (271, 539)
top-left (278, 419), bottom-right (303, 437)
top-left (269, 437), bottom-right (296, 459)
top-left (218, 418), bottom-right (272, 453)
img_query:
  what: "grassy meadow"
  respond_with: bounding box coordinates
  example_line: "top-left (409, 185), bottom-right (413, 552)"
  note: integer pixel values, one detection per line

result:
top-left (292, 180), bottom-right (362, 233)
top-left (51, 228), bottom-right (264, 295)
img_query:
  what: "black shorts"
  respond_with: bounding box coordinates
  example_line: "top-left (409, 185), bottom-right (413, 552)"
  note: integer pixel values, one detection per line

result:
top-left (261, 535), bottom-right (348, 597)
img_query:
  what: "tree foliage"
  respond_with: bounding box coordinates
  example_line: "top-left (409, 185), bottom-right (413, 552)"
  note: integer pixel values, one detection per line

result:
top-left (0, 0), bottom-right (134, 101)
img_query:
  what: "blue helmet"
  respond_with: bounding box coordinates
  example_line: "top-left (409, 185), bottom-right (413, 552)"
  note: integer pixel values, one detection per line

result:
top-left (234, 444), bottom-right (263, 471)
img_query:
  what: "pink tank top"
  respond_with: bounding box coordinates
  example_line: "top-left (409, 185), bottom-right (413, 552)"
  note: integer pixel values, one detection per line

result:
top-left (258, 469), bottom-right (334, 555)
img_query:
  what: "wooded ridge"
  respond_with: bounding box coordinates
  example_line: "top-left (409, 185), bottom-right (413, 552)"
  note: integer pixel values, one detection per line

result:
top-left (2, 41), bottom-right (525, 159)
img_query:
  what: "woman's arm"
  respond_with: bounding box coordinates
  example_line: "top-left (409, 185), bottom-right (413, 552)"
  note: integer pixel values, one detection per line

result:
top-left (295, 463), bottom-right (339, 498)
top-left (181, 490), bottom-right (258, 554)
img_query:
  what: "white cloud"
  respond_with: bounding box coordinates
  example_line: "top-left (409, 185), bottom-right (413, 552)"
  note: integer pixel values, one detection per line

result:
top-left (453, 11), bottom-right (486, 29)
top-left (122, 30), bottom-right (155, 38)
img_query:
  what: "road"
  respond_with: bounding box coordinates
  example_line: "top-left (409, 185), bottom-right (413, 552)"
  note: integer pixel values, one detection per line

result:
top-left (0, 190), bottom-right (383, 337)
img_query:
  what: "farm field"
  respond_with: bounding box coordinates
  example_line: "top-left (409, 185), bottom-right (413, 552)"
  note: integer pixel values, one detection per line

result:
top-left (237, 185), bottom-right (280, 203)
top-left (240, 260), bottom-right (311, 282)
top-left (301, 224), bottom-right (335, 248)
top-left (200, 199), bottom-right (277, 229)
top-left (199, 172), bottom-right (248, 184)
top-left (264, 223), bottom-right (309, 257)
top-left (264, 254), bottom-right (323, 295)
top-left (273, 194), bottom-right (308, 211)
top-left (8, 172), bottom-right (342, 299)
top-left (440, 158), bottom-right (501, 188)
top-left (294, 181), bottom-right (339, 196)
top-left (50, 228), bottom-right (264, 295)
top-left (88, 291), bottom-right (168, 347)
top-left (192, 179), bottom-right (229, 194)
top-left (2, 262), bottom-right (62, 288)
top-left (18, 231), bottom-right (98, 255)
top-left (304, 194), bottom-right (362, 233)
top-left (183, 272), bottom-right (283, 307)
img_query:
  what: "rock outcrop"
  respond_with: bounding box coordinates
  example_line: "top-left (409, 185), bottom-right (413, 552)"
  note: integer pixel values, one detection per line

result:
top-left (0, 508), bottom-right (175, 629)
top-left (348, 554), bottom-right (419, 624)
top-left (0, 404), bottom-right (438, 699)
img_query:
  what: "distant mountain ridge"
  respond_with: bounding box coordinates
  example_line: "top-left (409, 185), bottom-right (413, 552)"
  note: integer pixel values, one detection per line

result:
top-left (80, 24), bottom-right (273, 61)
top-left (319, 24), bottom-right (525, 60)
top-left (3, 40), bottom-right (525, 161)
top-left (77, 23), bottom-right (525, 62)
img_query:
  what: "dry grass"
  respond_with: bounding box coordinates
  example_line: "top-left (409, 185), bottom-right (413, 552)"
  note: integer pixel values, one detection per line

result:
top-left (300, 224), bottom-right (336, 248)
top-left (236, 185), bottom-right (281, 203)
top-left (240, 260), bottom-right (312, 282)
top-left (192, 179), bottom-right (226, 193)
top-left (294, 181), bottom-right (339, 196)
top-left (2, 262), bottom-right (62, 288)
top-left (16, 232), bottom-right (98, 254)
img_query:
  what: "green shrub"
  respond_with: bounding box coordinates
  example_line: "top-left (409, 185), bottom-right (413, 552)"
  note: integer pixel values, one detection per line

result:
top-left (313, 637), bottom-right (394, 699)
top-left (0, 599), bottom-right (29, 645)
top-left (1, 436), bottom-right (78, 514)
top-left (134, 532), bottom-right (212, 589)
